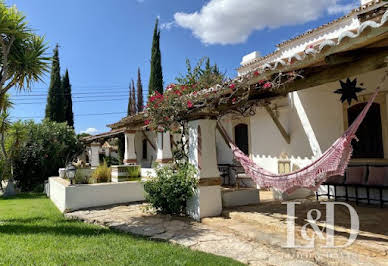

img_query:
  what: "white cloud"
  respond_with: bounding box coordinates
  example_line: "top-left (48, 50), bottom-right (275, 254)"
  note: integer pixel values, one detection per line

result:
top-left (81, 128), bottom-right (99, 135)
top-left (174, 0), bottom-right (354, 45)
top-left (328, 2), bottom-right (358, 15)
top-left (161, 21), bottom-right (176, 30)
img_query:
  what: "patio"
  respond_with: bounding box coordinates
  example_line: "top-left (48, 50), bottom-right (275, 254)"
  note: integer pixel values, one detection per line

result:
top-left (66, 191), bottom-right (388, 265)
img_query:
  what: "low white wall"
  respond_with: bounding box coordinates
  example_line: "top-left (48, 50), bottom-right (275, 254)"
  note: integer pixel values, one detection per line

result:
top-left (49, 177), bottom-right (145, 213)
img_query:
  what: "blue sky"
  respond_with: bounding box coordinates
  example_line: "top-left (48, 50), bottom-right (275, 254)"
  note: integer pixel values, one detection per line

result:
top-left (7, 0), bottom-right (358, 134)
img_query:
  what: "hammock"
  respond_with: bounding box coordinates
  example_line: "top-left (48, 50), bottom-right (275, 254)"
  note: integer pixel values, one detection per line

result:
top-left (217, 87), bottom-right (381, 194)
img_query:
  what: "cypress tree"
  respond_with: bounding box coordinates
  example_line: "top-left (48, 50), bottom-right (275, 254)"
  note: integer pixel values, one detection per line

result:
top-left (148, 19), bottom-right (164, 96)
top-left (137, 68), bottom-right (144, 112)
top-left (127, 82), bottom-right (132, 116)
top-left (45, 44), bottom-right (65, 122)
top-left (131, 79), bottom-right (137, 114)
top-left (62, 69), bottom-right (74, 127)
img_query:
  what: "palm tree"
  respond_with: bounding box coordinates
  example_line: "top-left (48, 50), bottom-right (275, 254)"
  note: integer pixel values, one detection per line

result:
top-left (0, 2), bottom-right (49, 107)
top-left (0, 2), bottom-right (49, 195)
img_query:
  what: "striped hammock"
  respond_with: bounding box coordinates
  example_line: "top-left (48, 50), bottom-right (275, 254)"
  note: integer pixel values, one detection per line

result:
top-left (218, 84), bottom-right (383, 193)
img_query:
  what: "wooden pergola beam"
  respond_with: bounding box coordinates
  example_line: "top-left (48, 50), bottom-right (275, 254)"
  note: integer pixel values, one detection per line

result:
top-left (142, 131), bottom-right (156, 151)
top-left (251, 47), bottom-right (388, 100)
top-left (264, 104), bottom-right (291, 144)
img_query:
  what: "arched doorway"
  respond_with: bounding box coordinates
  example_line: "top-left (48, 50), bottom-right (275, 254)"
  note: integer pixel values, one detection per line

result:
top-left (348, 102), bottom-right (384, 158)
top-left (235, 124), bottom-right (249, 155)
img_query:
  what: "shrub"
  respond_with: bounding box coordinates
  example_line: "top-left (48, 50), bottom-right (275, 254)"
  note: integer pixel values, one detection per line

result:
top-left (105, 156), bottom-right (120, 167)
top-left (91, 161), bottom-right (111, 183)
top-left (74, 170), bottom-right (90, 184)
top-left (128, 165), bottom-right (141, 178)
top-left (144, 163), bottom-right (197, 215)
top-left (11, 120), bottom-right (83, 191)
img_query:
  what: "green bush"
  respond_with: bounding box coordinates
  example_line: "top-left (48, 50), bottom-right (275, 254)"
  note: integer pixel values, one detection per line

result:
top-left (11, 120), bottom-right (83, 191)
top-left (144, 163), bottom-right (198, 215)
top-left (91, 161), bottom-right (111, 183)
top-left (105, 156), bottom-right (120, 167)
top-left (74, 170), bottom-right (90, 184)
top-left (128, 165), bottom-right (141, 178)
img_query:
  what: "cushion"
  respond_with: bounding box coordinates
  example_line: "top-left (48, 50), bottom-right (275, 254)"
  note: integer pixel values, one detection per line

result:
top-left (325, 175), bottom-right (345, 184)
top-left (345, 166), bottom-right (366, 185)
top-left (367, 166), bottom-right (388, 186)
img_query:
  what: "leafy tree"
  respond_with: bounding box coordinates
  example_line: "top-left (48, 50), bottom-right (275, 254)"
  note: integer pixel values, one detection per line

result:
top-left (62, 69), bottom-right (74, 127)
top-left (176, 57), bottom-right (225, 89)
top-left (11, 119), bottom-right (83, 191)
top-left (0, 1), bottom-right (49, 107)
top-left (148, 19), bottom-right (163, 96)
top-left (45, 44), bottom-right (65, 122)
top-left (137, 67), bottom-right (144, 112)
top-left (131, 79), bottom-right (136, 114)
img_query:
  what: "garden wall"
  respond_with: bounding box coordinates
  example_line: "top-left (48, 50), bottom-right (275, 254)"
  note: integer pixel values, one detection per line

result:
top-left (48, 177), bottom-right (145, 213)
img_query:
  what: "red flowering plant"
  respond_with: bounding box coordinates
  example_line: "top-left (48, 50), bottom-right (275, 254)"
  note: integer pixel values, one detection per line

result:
top-left (145, 57), bottom-right (302, 134)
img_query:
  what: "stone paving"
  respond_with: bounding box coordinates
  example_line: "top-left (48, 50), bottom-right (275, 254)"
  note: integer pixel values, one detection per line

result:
top-left (65, 200), bottom-right (388, 266)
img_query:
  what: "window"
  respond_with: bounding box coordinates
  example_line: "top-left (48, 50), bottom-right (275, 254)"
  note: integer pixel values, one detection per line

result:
top-left (235, 124), bottom-right (249, 155)
top-left (142, 139), bottom-right (148, 160)
top-left (348, 102), bottom-right (384, 158)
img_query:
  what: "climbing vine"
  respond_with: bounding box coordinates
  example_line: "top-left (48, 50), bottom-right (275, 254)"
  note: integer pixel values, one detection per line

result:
top-left (145, 68), bottom-right (302, 133)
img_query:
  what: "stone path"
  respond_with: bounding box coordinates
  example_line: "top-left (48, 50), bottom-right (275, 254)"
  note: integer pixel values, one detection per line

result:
top-left (65, 202), bottom-right (388, 266)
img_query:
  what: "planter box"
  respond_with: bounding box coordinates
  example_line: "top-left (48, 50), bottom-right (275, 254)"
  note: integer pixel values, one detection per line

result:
top-left (48, 177), bottom-right (145, 213)
top-left (222, 188), bottom-right (260, 207)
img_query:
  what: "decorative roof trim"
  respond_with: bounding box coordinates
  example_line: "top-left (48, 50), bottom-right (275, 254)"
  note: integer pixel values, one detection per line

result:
top-left (238, 0), bottom-right (386, 71)
top-left (239, 8), bottom-right (388, 74)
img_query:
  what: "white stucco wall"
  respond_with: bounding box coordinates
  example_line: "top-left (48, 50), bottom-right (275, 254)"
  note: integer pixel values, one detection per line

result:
top-left (49, 177), bottom-right (145, 212)
top-left (215, 68), bottom-right (388, 199)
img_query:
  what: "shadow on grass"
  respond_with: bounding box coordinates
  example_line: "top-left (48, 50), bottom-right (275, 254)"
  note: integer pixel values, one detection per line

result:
top-left (1, 193), bottom-right (46, 200)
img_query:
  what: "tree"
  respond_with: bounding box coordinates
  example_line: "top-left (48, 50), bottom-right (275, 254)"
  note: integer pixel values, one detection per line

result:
top-left (175, 57), bottom-right (225, 89)
top-left (131, 79), bottom-right (137, 114)
top-left (0, 2), bottom-right (49, 195)
top-left (11, 120), bottom-right (83, 191)
top-left (62, 69), bottom-right (74, 127)
top-left (45, 44), bottom-right (65, 122)
top-left (0, 1), bottom-right (49, 107)
top-left (137, 68), bottom-right (144, 112)
top-left (148, 19), bottom-right (164, 96)
top-left (127, 82), bottom-right (132, 116)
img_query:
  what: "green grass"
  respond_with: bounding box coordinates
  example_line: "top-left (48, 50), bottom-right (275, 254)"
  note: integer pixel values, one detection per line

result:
top-left (0, 194), bottom-right (242, 266)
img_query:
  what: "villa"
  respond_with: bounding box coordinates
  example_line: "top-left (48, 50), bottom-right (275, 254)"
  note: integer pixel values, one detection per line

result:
top-left (79, 0), bottom-right (388, 221)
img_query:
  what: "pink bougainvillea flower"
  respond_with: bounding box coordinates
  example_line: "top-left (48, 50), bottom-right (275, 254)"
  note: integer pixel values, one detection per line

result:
top-left (263, 82), bottom-right (272, 89)
top-left (258, 79), bottom-right (266, 85)
top-left (166, 84), bottom-right (176, 91)
top-left (232, 98), bottom-right (237, 104)
top-left (254, 71), bottom-right (260, 77)
top-left (193, 91), bottom-right (198, 95)
top-left (229, 84), bottom-right (236, 89)
top-left (187, 100), bottom-right (193, 108)
top-left (144, 120), bottom-right (150, 125)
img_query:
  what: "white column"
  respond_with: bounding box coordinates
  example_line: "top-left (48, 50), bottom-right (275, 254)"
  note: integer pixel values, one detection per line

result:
top-left (124, 130), bottom-right (137, 165)
top-left (155, 131), bottom-right (173, 164)
top-left (187, 119), bottom-right (222, 221)
top-left (90, 142), bottom-right (101, 168)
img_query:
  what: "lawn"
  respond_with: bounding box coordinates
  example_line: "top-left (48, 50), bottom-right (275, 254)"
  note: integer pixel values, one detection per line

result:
top-left (0, 194), bottom-right (242, 266)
